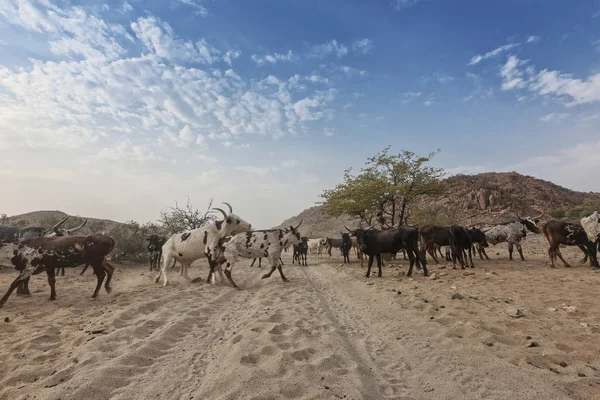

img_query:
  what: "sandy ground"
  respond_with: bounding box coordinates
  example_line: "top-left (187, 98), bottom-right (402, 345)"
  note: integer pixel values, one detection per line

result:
top-left (1, 234), bottom-right (600, 400)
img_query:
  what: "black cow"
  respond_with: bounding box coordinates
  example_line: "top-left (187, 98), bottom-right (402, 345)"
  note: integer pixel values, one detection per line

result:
top-left (449, 225), bottom-right (476, 269)
top-left (346, 225), bottom-right (427, 278)
top-left (341, 232), bottom-right (352, 264)
top-left (146, 234), bottom-right (167, 271)
top-left (326, 237), bottom-right (343, 256)
top-left (293, 237), bottom-right (309, 266)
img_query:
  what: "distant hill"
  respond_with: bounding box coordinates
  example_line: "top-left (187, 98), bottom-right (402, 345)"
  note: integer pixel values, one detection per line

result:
top-left (275, 172), bottom-right (600, 237)
top-left (3, 210), bottom-right (123, 233)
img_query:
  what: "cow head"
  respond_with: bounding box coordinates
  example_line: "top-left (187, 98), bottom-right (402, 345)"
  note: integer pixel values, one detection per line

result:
top-left (211, 202), bottom-right (252, 236)
top-left (46, 216), bottom-right (88, 237)
top-left (283, 220), bottom-right (303, 246)
top-left (516, 210), bottom-right (544, 234)
top-left (345, 226), bottom-right (368, 252)
top-left (468, 228), bottom-right (489, 247)
top-left (145, 234), bottom-right (165, 252)
top-left (341, 232), bottom-right (352, 248)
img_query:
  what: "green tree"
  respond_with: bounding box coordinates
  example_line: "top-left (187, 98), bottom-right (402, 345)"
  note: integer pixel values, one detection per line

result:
top-left (0, 214), bottom-right (8, 225)
top-left (320, 146), bottom-right (445, 228)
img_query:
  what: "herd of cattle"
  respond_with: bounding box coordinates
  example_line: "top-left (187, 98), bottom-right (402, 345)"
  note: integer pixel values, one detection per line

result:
top-left (0, 205), bottom-right (599, 308)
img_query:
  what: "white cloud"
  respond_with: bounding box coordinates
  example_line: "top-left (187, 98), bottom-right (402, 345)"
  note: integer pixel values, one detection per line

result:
top-left (463, 72), bottom-right (494, 101)
top-left (391, 0), bottom-right (421, 11)
top-left (310, 39), bottom-right (348, 58)
top-left (281, 159), bottom-right (298, 168)
top-left (500, 55), bottom-right (527, 90)
top-left (251, 50), bottom-right (297, 66)
top-left (339, 65), bottom-right (368, 78)
top-left (527, 35), bottom-right (540, 43)
top-left (0, 0), bottom-right (128, 61)
top-left (499, 55), bottom-right (600, 106)
top-left (223, 50), bottom-right (241, 65)
top-left (131, 16), bottom-right (221, 64)
top-left (121, 2), bottom-right (134, 13)
top-left (176, 0), bottom-right (208, 17)
top-left (468, 43), bottom-right (519, 66)
top-left (96, 141), bottom-right (156, 161)
top-left (323, 127), bottom-right (335, 136)
top-left (398, 91), bottom-right (422, 104)
top-left (352, 39), bottom-right (373, 54)
top-left (540, 112), bottom-right (568, 122)
top-left (423, 99), bottom-right (434, 106)
top-left (417, 72), bottom-right (454, 85)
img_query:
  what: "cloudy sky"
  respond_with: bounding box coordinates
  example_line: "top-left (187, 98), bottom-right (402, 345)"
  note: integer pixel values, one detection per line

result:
top-left (1, 0), bottom-right (599, 228)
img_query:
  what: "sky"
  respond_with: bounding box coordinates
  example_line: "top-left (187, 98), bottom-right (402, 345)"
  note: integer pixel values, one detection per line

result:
top-left (1, 0), bottom-right (600, 228)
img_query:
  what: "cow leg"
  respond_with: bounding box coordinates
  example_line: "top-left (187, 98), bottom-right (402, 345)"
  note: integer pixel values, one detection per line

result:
top-left (508, 243), bottom-right (514, 261)
top-left (555, 248), bottom-right (572, 268)
top-left (548, 246), bottom-right (557, 268)
top-left (406, 250), bottom-right (415, 277)
top-left (468, 246), bottom-right (475, 268)
top-left (365, 255), bottom-right (374, 278)
top-left (149, 253), bottom-right (154, 271)
top-left (516, 243), bottom-right (525, 261)
top-left (80, 264), bottom-right (90, 275)
top-left (577, 245), bottom-right (590, 265)
top-left (274, 256), bottom-right (289, 282)
top-left (155, 252), bottom-right (173, 286)
top-left (91, 263), bottom-right (106, 298)
top-left (587, 240), bottom-right (600, 270)
top-left (103, 261), bottom-right (114, 293)
top-left (46, 267), bottom-right (57, 301)
top-left (222, 258), bottom-right (240, 289)
top-left (16, 277), bottom-right (30, 297)
top-left (376, 254), bottom-right (383, 278)
top-left (0, 273), bottom-right (29, 308)
top-left (479, 245), bottom-right (490, 260)
top-left (427, 245), bottom-right (439, 264)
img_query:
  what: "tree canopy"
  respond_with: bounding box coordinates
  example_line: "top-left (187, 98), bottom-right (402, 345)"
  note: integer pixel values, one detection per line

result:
top-left (319, 146), bottom-right (445, 228)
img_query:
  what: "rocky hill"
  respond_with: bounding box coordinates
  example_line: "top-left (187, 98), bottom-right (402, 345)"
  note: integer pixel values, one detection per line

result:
top-left (2, 210), bottom-right (122, 232)
top-left (276, 172), bottom-right (600, 237)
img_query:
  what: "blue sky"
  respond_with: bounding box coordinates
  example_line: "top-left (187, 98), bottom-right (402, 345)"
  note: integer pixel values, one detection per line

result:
top-left (1, 0), bottom-right (599, 228)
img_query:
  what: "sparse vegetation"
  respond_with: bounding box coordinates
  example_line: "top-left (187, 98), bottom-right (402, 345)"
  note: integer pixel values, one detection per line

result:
top-left (319, 146), bottom-right (444, 228)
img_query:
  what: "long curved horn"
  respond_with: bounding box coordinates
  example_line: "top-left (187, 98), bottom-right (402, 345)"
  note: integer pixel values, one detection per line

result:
top-left (345, 225), bottom-right (354, 232)
top-left (222, 202), bottom-right (233, 214)
top-left (52, 215), bottom-right (70, 233)
top-left (69, 219), bottom-right (87, 233)
top-left (534, 209), bottom-right (545, 219)
top-left (294, 219), bottom-right (303, 229)
top-left (212, 208), bottom-right (228, 220)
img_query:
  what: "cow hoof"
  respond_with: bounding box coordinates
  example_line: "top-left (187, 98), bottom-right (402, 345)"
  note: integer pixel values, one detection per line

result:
top-left (49, 297), bottom-right (56, 301)
top-left (364, 274), bottom-right (370, 278)
top-left (16, 292), bottom-right (31, 298)
top-left (283, 278), bottom-right (290, 282)
top-left (261, 274), bottom-right (269, 279)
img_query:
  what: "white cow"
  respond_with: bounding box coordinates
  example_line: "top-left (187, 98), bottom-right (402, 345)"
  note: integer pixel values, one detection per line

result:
top-left (211, 221), bottom-right (303, 289)
top-left (581, 211), bottom-right (600, 267)
top-left (154, 203), bottom-right (251, 286)
top-left (481, 210), bottom-right (544, 261)
top-left (307, 238), bottom-right (327, 260)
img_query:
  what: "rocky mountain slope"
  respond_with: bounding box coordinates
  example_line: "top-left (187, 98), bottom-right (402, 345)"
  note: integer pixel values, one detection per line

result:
top-left (276, 172), bottom-right (600, 237)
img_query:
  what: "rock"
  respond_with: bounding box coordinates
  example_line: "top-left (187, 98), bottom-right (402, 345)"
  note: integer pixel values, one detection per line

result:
top-left (506, 307), bottom-right (524, 318)
top-left (422, 299), bottom-right (429, 303)
top-left (468, 295), bottom-right (480, 300)
top-left (483, 341), bottom-right (494, 347)
top-left (451, 293), bottom-right (465, 300)
top-left (439, 272), bottom-right (448, 277)
top-left (526, 336), bottom-right (532, 340)
top-left (527, 342), bottom-right (539, 348)
top-left (450, 285), bottom-right (457, 290)
top-left (562, 306), bottom-right (577, 314)
top-left (578, 372), bottom-right (586, 377)
top-left (4, 317), bottom-right (9, 323)
top-left (429, 273), bottom-right (438, 280)
top-left (366, 282), bottom-right (375, 286)
top-left (463, 271), bottom-right (475, 276)
top-left (559, 362), bottom-right (568, 368)
top-left (547, 307), bottom-right (557, 312)
top-left (580, 322), bottom-right (591, 328)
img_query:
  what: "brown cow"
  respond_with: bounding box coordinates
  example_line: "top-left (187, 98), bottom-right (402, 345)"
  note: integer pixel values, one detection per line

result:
top-left (542, 220), bottom-right (599, 269)
top-left (0, 234), bottom-right (115, 308)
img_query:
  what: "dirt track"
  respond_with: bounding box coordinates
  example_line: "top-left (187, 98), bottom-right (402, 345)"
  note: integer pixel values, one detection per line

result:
top-left (1, 236), bottom-right (600, 400)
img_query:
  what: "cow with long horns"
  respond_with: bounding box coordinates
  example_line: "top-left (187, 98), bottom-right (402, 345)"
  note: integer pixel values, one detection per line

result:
top-left (48, 216), bottom-right (89, 276)
top-left (209, 221), bottom-right (303, 289)
top-left (481, 210), bottom-right (545, 261)
top-left (154, 202), bottom-right (252, 286)
top-left (0, 234), bottom-right (115, 308)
